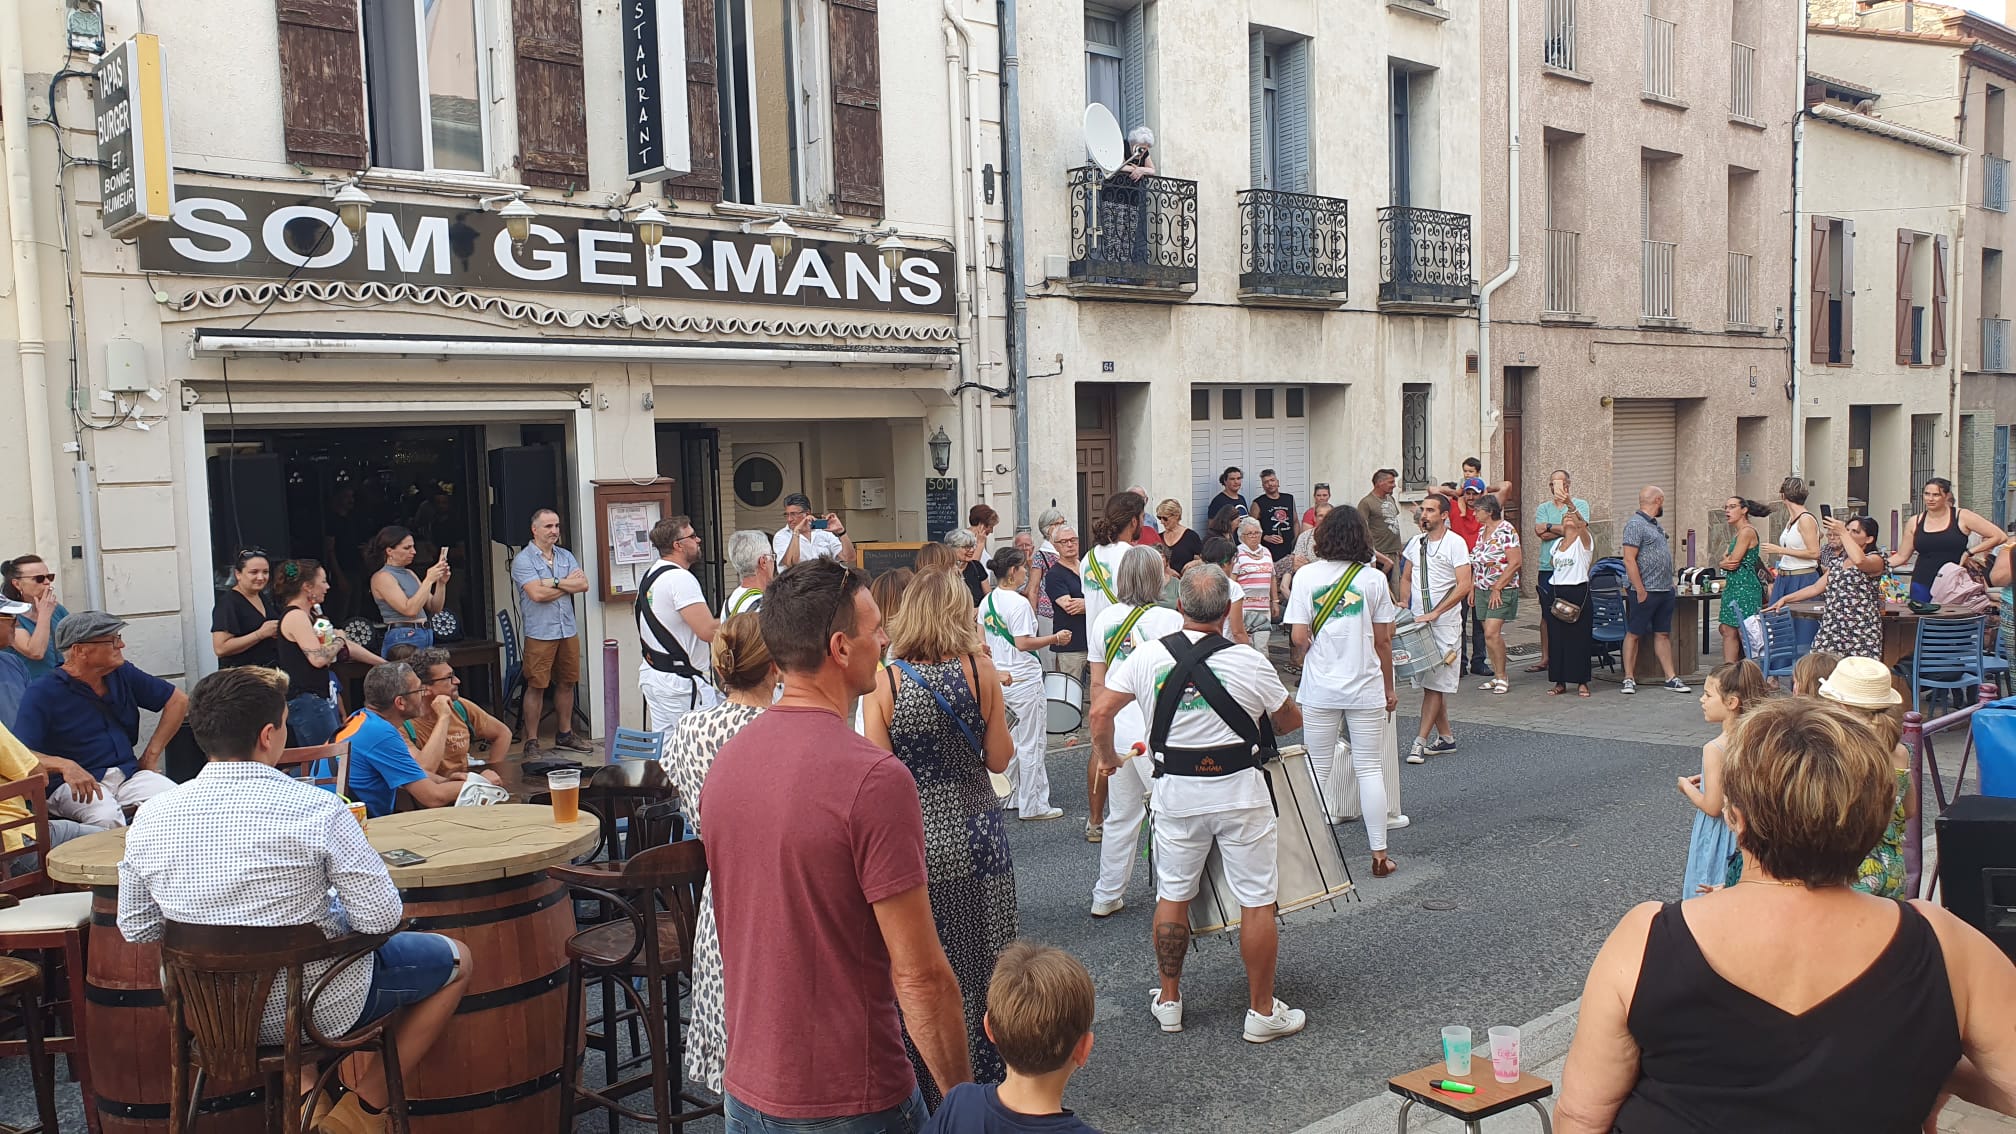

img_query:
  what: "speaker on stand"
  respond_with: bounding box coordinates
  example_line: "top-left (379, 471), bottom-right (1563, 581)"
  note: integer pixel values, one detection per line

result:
top-left (1937, 794), bottom-right (2016, 962)
top-left (207, 453), bottom-right (291, 574)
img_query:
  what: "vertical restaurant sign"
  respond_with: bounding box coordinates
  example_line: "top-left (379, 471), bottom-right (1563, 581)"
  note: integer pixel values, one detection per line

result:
top-left (623, 0), bottom-right (691, 181)
top-left (94, 34), bottom-right (175, 237)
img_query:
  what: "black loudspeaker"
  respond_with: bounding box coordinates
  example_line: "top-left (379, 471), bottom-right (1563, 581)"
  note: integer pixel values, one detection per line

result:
top-left (1936, 794), bottom-right (2016, 962)
top-left (489, 445), bottom-right (559, 545)
top-left (207, 454), bottom-right (291, 566)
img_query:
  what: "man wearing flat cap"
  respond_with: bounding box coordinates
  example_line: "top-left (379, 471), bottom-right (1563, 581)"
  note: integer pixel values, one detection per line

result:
top-left (11, 610), bottom-right (187, 827)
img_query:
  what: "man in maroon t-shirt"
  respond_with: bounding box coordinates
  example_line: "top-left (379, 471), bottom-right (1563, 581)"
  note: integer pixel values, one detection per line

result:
top-left (702, 557), bottom-right (970, 1128)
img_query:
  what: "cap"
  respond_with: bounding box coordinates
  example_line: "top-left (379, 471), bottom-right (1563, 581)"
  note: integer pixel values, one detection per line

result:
top-left (0, 596), bottom-right (27, 617)
top-left (55, 610), bottom-right (128, 651)
top-left (1462, 477), bottom-right (1487, 494)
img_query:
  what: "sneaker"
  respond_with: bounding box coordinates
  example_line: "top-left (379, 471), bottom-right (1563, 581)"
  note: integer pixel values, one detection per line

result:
top-left (1665, 677), bottom-right (1690, 693)
top-left (1386, 814), bottom-right (1411, 830)
top-left (1085, 820), bottom-right (1103, 843)
top-left (1090, 897), bottom-right (1125, 918)
top-left (1620, 678), bottom-right (1637, 695)
top-left (1150, 990), bottom-right (1184, 1033)
top-left (1243, 998), bottom-right (1308, 1043)
top-left (1428, 735), bottom-right (1458, 755)
top-left (1406, 739), bottom-right (1428, 765)
top-left (521, 737), bottom-right (542, 759)
top-left (1019, 806), bottom-right (1065, 821)
top-left (554, 732), bottom-right (595, 754)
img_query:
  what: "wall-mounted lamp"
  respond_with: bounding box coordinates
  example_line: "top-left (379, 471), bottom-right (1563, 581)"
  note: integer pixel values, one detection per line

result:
top-left (328, 178), bottom-right (374, 235)
top-left (483, 193), bottom-right (538, 245)
top-left (876, 232), bottom-right (906, 270)
top-left (764, 217), bottom-right (797, 260)
top-left (610, 201), bottom-right (672, 246)
top-left (928, 426), bottom-right (952, 476)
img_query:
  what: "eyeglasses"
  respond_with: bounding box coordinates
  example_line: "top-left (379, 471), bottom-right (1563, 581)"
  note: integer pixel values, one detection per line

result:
top-left (677, 533), bottom-right (701, 544)
top-left (81, 635), bottom-right (123, 647)
top-left (401, 685), bottom-right (427, 697)
top-left (423, 670), bottom-right (459, 686)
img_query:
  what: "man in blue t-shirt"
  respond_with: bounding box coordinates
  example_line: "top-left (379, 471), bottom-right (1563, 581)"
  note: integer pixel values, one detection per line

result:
top-left (334, 662), bottom-right (493, 816)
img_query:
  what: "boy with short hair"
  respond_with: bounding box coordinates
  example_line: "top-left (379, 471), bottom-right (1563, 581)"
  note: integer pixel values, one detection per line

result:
top-left (925, 942), bottom-right (1101, 1132)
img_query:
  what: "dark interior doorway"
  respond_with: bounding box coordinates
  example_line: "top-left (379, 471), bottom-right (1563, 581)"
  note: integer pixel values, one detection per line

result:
top-left (655, 424), bottom-right (725, 605)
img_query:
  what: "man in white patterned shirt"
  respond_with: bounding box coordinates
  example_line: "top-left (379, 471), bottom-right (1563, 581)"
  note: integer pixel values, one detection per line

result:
top-left (118, 667), bottom-right (471, 1134)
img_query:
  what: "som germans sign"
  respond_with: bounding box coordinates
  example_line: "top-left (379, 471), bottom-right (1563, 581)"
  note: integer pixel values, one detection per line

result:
top-left (136, 189), bottom-right (953, 316)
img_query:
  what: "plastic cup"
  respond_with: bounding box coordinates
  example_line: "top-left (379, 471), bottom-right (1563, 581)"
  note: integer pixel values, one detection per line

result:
top-left (346, 801), bottom-right (368, 830)
top-left (547, 769), bottom-right (582, 824)
top-left (1489, 1026), bottom-right (1521, 1083)
top-left (1440, 1026), bottom-right (1472, 1077)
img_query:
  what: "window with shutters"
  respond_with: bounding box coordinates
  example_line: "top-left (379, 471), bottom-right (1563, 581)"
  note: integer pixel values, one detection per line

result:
top-left (361, 0), bottom-right (492, 174)
top-left (1249, 31), bottom-right (1309, 193)
top-left (1085, 2), bottom-right (1149, 133)
top-left (715, 0), bottom-right (824, 207)
top-left (1809, 216), bottom-right (1853, 366)
top-left (1896, 231), bottom-right (1946, 368)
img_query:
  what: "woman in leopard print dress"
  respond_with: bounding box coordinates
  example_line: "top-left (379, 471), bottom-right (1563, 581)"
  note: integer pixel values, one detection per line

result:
top-left (662, 613), bottom-right (776, 1095)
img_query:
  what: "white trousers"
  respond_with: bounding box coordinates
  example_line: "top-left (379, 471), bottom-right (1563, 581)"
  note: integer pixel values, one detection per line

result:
top-left (1301, 705), bottom-right (1399, 850)
top-left (1093, 706), bottom-right (1156, 904)
top-left (48, 767), bottom-right (178, 829)
top-left (639, 665), bottom-right (721, 751)
top-left (1004, 677), bottom-right (1051, 813)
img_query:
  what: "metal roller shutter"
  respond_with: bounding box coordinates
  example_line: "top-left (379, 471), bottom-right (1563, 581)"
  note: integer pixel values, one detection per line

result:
top-left (1610, 400), bottom-right (1677, 538)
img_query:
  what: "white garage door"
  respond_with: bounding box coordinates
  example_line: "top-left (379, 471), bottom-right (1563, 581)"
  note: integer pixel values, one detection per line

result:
top-left (1610, 400), bottom-right (1677, 530)
top-left (1190, 386), bottom-right (1309, 522)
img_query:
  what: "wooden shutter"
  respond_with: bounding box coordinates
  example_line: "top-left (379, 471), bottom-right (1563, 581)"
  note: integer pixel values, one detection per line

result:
top-left (1249, 31), bottom-right (1265, 189)
top-left (276, 0), bottom-right (366, 168)
top-left (830, 0), bottom-right (885, 219)
top-left (515, 0), bottom-right (589, 188)
top-left (1278, 39), bottom-right (1310, 193)
top-left (1897, 229), bottom-right (1915, 365)
top-left (1933, 233), bottom-right (1951, 366)
top-left (667, 0), bottom-right (722, 202)
top-left (1809, 218), bottom-right (1831, 363)
top-left (1841, 220), bottom-right (1856, 362)
top-left (1121, 4), bottom-right (1146, 131)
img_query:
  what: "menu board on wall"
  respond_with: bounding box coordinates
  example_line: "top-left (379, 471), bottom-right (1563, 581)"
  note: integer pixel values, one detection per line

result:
top-left (925, 478), bottom-right (959, 542)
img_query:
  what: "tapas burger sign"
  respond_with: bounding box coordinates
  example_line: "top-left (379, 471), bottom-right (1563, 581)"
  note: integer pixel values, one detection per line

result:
top-left (136, 188), bottom-right (954, 316)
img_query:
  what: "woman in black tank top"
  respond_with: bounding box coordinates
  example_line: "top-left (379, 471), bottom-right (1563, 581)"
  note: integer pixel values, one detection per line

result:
top-left (1555, 698), bottom-right (2016, 1132)
top-left (1886, 478), bottom-right (2007, 604)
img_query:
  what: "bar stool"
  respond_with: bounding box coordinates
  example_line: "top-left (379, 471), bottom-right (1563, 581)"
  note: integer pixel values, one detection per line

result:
top-left (1387, 1062), bottom-right (1554, 1133)
top-left (0, 779), bottom-right (94, 1134)
top-left (0, 956), bottom-right (60, 1134)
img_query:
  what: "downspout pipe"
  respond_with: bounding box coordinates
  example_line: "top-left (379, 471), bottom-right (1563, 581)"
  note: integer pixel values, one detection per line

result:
top-left (941, 15), bottom-right (981, 508)
top-left (1789, 15), bottom-right (1809, 478)
top-left (945, 1), bottom-right (996, 516)
top-left (1000, 0), bottom-right (1031, 532)
top-left (4, 7), bottom-right (62, 560)
top-left (1950, 150), bottom-right (1969, 484)
top-left (1476, 0), bottom-right (1520, 478)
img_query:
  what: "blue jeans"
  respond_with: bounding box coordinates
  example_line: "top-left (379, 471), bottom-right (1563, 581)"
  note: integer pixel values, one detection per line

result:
top-left (725, 1089), bottom-right (927, 1134)
top-left (352, 932), bottom-right (459, 1028)
top-left (286, 693), bottom-right (342, 748)
top-left (380, 625), bottom-right (434, 654)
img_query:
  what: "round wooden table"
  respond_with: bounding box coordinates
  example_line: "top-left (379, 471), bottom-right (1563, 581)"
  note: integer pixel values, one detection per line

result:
top-left (48, 804), bottom-right (598, 1134)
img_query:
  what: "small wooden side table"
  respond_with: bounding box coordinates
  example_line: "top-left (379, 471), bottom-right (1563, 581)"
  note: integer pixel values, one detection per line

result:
top-left (1388, 1062), bottom-right (1555, 1133)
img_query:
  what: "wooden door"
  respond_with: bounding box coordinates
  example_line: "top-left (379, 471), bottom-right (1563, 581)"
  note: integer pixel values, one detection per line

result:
top-left (1502, 368), bottom-right (1527, 534)
top-left (1076, 385), bottom-right (1117, 524)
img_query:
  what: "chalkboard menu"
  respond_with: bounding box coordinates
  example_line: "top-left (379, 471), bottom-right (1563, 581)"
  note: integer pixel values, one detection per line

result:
top-left (926, 477), bottom-right (960, 541)
top-left (856, 541), bottom-right (928, 579)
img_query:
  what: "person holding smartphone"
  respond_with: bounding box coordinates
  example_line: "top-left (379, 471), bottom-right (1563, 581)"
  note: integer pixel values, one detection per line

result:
top-left (773, 493), bottom-right (853, 567)
top-left (369, 526), bottom-right (449, 653)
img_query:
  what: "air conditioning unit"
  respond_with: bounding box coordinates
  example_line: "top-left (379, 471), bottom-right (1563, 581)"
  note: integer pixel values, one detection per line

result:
top-left (826, 477), bottom-right (888, 510)
top-left (1847, 448), bottom-right (1865, 468)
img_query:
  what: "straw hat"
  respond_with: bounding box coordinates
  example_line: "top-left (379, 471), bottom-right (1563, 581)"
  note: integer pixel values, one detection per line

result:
top-left (1817, 656), bottom-right (1903, 708)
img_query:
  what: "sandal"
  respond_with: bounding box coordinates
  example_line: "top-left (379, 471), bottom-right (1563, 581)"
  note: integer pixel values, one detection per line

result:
top-left (1549, 684), bottom-right (1568, 696)
top-left (1486, 679), bottom-right (1510, 694)
top-left (1577, 686), bottom-right (1592, 698)
top-left (1523, 661), bottom-right (1549, 673)
top-left (1372, 854), bottom-right (1399, 878)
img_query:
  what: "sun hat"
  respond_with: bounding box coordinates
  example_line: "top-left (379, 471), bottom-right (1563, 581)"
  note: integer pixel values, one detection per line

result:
top-left (0, 596), bottom-right (27, 616)
top-left (1817, 656), bottom-right (1903, 708)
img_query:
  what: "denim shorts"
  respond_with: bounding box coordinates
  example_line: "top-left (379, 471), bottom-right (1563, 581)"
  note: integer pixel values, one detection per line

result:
top-left (286, 693), bottom-right (342, 748)
top-left (353, 932), bottom-right (459, 1028)
top-left (380, 625), bottom-right (435, 654)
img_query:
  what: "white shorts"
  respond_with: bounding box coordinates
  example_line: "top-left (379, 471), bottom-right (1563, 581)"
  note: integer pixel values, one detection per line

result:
top-left (1153, 805), bottom-right (1278, 908)
top-left (1415, 618), bottom-right (1462, 693)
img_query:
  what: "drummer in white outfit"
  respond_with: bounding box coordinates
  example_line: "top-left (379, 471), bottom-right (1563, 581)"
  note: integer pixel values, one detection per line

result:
top-left (1087, 546), bottom-right (1185, 917)
top-left (1396, 494), bottom-right (1473, 764)
top-left (1090, 563), bottom-right (1308, 1044)
top-left (1286, 506), bottom-right (1400, 877)
top-left (1083, 490), bottom-right (1147, 637)
top-left (719, 529), bottom-right (774, 619)
top-left (980, 548), bottom-right (1071, 820)
top-left (636, 516), bottom-right (720, 738)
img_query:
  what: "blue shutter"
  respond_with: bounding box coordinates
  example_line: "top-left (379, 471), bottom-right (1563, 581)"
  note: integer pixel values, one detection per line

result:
top-left (1250, 30), bottom-right (1266, 189)
top-left (1122, 4), bottom-right (1146, 132)
top-left (1279, 39), bottom-right (1310, 193)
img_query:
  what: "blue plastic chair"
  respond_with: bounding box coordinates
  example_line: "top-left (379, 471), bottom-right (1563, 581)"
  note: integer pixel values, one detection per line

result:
top-left (1755, 608), bottom-right (1802, 683)
top-left (1896, 614), bottom-right (1987, 715)
top-left (1588, 574), bottom-right (1626, 672)
top-left (1985, 598), bottom-right (2014, 695)
top-left (609, 727), bottom-right (667, 763)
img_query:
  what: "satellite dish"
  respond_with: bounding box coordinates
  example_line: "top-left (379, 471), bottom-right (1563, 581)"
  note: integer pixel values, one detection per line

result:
top-left (1084, 103), bottom-right (1125, 175)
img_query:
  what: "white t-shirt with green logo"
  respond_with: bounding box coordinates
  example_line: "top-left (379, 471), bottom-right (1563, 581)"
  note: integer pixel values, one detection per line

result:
top-left (1285, 559), bottom-right (1398, 711)
top-left (1090, 602), bottom-right (1183, 753)
top-left (1105, 629), bottom-right (1289, 817)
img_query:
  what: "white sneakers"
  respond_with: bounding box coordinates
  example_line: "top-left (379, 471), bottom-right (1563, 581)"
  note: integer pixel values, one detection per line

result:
top-left (1150, 989), bottom-right (1308, 1042)
top-left (1090, 897), bottom-right (1125, 918)
top-left (1243, 999), bottom-right (1308, 1043)
top-left (1018, 806), bottom-right (1065, 821)
top-left (1386, 814), bottom-right (1411, 830)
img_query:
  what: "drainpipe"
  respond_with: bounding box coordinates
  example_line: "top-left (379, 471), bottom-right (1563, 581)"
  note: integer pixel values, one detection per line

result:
top-left (3, 7), bottom-right (62, 560)
top-left (999, 0), bottom-right (1031, 532)
top-left (1789, 15), bottom-right (1809, 479)
top-left (944, 2), bottom-right (997, 518)
top-left (1476, 0), bottom-right (1520, 478)
top-left (941, 14), bottom-right (982, 507)
top-left (1950, 150), bottom-right (1969, 482)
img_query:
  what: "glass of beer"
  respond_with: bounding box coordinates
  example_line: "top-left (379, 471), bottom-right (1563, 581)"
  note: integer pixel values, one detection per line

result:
top-left (547, 769), bottom-right (582, 824)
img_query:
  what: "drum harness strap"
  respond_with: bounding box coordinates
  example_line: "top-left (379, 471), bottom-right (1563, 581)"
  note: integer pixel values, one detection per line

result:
top-left (636, 562), bottom-right (713, 704)
top-left (1146, 632), bottom-right (1277, 793)
top-left (1103, 604), bottom-right (1151, 666)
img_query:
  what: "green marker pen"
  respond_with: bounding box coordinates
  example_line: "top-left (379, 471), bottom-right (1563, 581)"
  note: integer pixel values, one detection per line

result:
top-left (1432, 1080), bottom-right (1477, 1095)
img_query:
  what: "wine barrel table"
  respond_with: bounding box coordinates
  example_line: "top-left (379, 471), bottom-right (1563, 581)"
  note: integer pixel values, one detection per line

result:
top-left (48, 803), bottom-right (598, 1134)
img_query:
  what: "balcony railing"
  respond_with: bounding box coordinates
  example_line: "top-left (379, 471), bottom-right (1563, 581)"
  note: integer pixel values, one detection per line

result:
top-left (1067, 165), bottom-right (1199, 291)
top-left (1730, 41), bottom-right (1756, 119)
top-left (1237, 189), bottom-right (1349, 298)
top-left (1544, 228), bottom-right (1580, 314)
top-left (1644, 14), bottom-right (1678, 100)
top-left (1378, 206), bottom-right (1473, 306)
top-left (1642, 239), bottom-right (1677, 320)
top-left (1544, 0), bottom-right (1576, 70)
top-left (1985, 317), bottom-right (2011, 372)
top-left (1728, 250), bottom-right (1753, 325)
top-left (1987, 155), bottom-right (2009, 212)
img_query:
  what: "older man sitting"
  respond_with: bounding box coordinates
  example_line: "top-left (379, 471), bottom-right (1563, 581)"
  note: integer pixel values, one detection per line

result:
top-left (11, 610), bottom-right (186, 828)
top-left (333, 661), bottom-right (500, 817)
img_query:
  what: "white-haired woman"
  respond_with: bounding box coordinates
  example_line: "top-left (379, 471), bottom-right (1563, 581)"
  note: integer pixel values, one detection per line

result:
top-left (1026, 506), bottom-right (1069, 631)
top-left (1235, 516), bottom-right (1278, 653)
top-left (720, 529), bottom-right (773, 617)
top-left (944, 527), bottom-right (984, 606)
top-left (1121, 125), bottom-right (1156, 181)
top-left (1086, 546), bottom-right (1183, 916)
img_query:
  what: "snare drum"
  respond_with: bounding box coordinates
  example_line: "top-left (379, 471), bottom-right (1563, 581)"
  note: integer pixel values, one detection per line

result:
top-left (1044, 671), bottom-right (1084, 734)
top-left (1390, 612), bottom-right (1445, 682)
top-left (1189, 744), bottom-right (1355, 935)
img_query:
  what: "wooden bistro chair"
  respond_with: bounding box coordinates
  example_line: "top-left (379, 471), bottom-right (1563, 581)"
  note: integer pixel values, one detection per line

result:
top-left (273, 741), bottom-right (350, 797)
top-left (554, 840), bottom-right (722, 1134)
top-left (0, 954), bottom-right (61, 1134)
top-left (0, 777), bottom-right (95, 1131)
top-left (159, 920), bottom-right (410, 1134)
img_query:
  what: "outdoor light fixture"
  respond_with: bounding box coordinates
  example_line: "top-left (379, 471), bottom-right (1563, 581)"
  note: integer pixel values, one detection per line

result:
top-left (329, 179), bottom-right (374, 235)
top-left (764, 217), bottom-right (797, 260)
top-left (928, 426), bottom-right (952, 476)
top-left (483, 193), bottom-right (538, 245)
top-left (632, 205), bottom-right (670, 247)
top-left (876, 232), bottom-right (905, 270)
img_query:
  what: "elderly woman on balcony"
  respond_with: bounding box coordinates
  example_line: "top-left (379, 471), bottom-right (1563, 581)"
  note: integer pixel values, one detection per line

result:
top-left (1120, 126), bottom-right (1155, 181)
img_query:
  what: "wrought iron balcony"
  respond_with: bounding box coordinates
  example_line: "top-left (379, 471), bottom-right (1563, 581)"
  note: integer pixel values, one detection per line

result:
top-left (1984, 317), bottom-right (2010, 372)
top-left (1987, 155), bottom-right (2009, 213)
top-left (1377, 206), bottom-right (1473, 307)
top-left (1067, 165), bottom-right (1199, 293)
top-left (1237, 189), bottom-right (1348, 300)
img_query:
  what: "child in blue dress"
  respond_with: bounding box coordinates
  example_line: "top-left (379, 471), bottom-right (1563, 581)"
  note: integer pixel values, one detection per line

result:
top-left (1680, 658), bottom-right (1768, 899)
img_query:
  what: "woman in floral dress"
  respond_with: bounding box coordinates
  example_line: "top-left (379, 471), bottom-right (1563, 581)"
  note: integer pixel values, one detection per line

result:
top-left (1769, 515), bottom-right (1886, 661)
top-left (661, 613), bottom-right (775, 1095)
top-left (1717, 497), bottom-right (1770, 662)
top-left (862, 568), bottom-right (1018, 1103)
